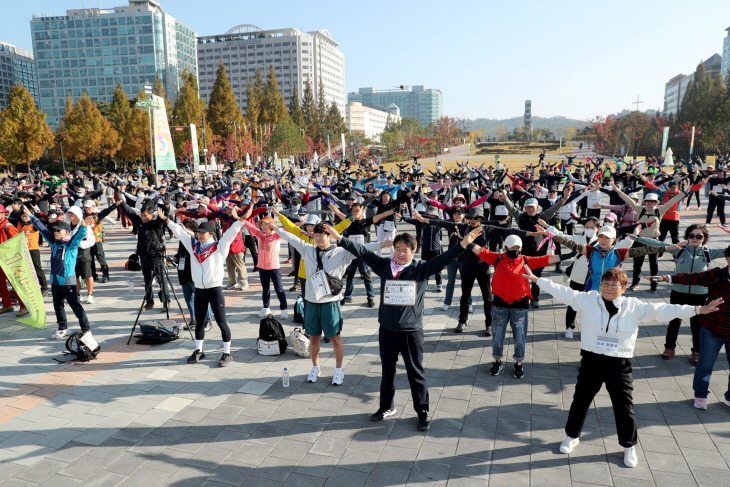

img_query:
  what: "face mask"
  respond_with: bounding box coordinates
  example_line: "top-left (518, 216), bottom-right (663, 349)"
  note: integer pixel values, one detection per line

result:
top-left (506, 249), bottom-right (521, 259)
top-left (291, 205), bottom-right (300, 213)
top-left (584, 228), bottom-right (596, 239)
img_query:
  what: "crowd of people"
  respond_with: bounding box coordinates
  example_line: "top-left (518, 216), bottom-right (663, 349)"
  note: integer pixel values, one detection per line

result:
top-left (2, 150), bottom-right (730, 468)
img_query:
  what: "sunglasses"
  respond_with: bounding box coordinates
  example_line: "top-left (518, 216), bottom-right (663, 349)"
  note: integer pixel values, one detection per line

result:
top-left (688, 234), bottom-right (704, 239)
top-left (468, 216), bottom-right (482, 220)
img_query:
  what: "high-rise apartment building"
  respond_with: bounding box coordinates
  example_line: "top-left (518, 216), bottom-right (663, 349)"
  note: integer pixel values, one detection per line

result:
top-left (0, 42), bottom-right (38, 110)
top-left (347, 86), bottom-right (443, 126)
top-left (196, 24), bottom-right (345, 116)
top-left (30, 0), bottom-right (197, 126)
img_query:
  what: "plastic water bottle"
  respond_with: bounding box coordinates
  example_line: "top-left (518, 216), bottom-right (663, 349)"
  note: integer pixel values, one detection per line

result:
top-left (282, 368), bottom-right (289, 387)
top-left (128, 279), bottom-right (134, 294)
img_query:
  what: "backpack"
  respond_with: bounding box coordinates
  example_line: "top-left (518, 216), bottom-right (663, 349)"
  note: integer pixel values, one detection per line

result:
top-left (638, 207), bottom-right (661, 220)
top-left (62, 332), bottom-right (101, 362)
top-left (125, 253), bottom-right (141, 271)
top-left (289, 327), bottom-right (311, 357)
top-left (293, 296), bottom-right (305, 324)
top-left (136, 320), bottom-right (180, 345)
top-left (258, 316), bottom-right (288, 355)
top-left (675, 245), bottom-right (711, 265)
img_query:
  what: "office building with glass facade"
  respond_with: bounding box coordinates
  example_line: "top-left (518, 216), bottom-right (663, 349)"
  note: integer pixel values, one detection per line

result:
top-left (0, 42), bottom-right (38, 110)
top-left (30, 0), bottom-right (197, 126)
top-left (347, 86), bottom-right (442, 126)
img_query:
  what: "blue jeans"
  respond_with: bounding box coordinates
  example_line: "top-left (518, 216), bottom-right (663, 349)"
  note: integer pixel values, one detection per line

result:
top-left (491, 306), bottom-right (528, 362)
top-left (693, 326), bottom-right (730, 401)
top-left (444, 260), bottom-right (470, 307)
top-left (344, 258), bottom-right (374, 299)
top-left (181, 282), bottom-right (212, 323)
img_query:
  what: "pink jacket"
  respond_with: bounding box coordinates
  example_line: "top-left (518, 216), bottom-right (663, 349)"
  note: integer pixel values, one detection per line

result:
top-left (243, 220), bottom-right (281, 270)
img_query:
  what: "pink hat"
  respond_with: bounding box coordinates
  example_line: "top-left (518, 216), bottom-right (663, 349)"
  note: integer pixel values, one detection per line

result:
top-left (604, 212), bottom-right (618, 221)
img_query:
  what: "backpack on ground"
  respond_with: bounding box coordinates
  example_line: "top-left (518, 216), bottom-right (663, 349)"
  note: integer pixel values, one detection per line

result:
top-left (136, 320), bottom-right (180, 345)
top-left (62, 332), bottom-right (101, 362)
top-left (125, 253), bottom-right (141, 271)
top-left (289, 327), bottom-right (311, 357)
top-left (293, 296), bottom-right (305, 324)
top-left (258, 316), bottom-right (288, 355)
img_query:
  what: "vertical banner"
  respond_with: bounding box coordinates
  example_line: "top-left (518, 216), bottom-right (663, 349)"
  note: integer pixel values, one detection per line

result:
top-left (340, 133), bottom-right (346, 161)
top-left (660, 127), bottom-right (670, 157)
top-left (327, 135), bottom-right (331, 159)
top-left (151, 94), bottom-right (176, 171)
top-left (190, 124), bottom-right (200, 164)
top-left (0, 235), bottom-right (45, 328)
top-left (689, 125), bottom-right (696, 157)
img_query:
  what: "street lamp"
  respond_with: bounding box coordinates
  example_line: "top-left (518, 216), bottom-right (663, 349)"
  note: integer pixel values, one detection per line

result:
top-left (54, 136), bottom-right (66, 173)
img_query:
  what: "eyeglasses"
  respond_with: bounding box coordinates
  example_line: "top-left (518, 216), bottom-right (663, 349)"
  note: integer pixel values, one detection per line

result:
top-left (601, 281), bottom-right (622, 288)
top-left (688, 234), bottom-right (704, 239)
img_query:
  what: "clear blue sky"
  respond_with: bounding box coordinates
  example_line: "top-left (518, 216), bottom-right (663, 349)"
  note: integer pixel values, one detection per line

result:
top-left (8, 0), bottom-right (730, 121)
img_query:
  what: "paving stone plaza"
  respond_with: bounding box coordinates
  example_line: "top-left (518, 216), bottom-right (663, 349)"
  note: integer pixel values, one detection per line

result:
top-left (0, 205), bottom-right (729, 487)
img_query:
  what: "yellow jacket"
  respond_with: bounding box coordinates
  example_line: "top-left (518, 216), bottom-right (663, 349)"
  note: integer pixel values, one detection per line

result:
top-left (278, 215), bottom-right (353, 279)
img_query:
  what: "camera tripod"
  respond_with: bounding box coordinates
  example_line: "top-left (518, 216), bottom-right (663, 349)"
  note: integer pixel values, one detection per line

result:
top-left (127, 256), bottom-right (194, 345)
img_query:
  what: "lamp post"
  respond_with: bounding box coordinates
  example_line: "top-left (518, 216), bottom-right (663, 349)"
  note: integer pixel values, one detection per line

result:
top-left (54, 136), bottom-right (66, 173)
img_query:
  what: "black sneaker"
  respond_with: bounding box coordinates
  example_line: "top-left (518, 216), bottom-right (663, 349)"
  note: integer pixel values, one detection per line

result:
top-left (629, 282), bottom-right (640, 291)
top-left (187, 349), bottom-right (205, 364)
top-left (649, 283), bottom-right (658, 294)
top-left (371, 408), bottom-right (396, 422)
top-left (417, 411), bottom-right (430, 431)
top-left (530, 300), bottom-right (540, 309)
top-left (514, 363), bottom-right (524, 379)
top-left (41, 290), bottom-right (50, 298)
top-left (204, 321), bottom-right (213, 331)
top-left (555, 265), bottom-right (563, 274)
top-left (455, 322), bottom-right (467, 333)
top-left (289, 283), bottom-right (300, 292)
top-left (489, 362), bottom-right (504, 376)
top-left (367, 298), bottom-right (375, 308)
top-left (218, 353), bottom-right (232, 367)
top-left (144, 301), bottom-right (155, 311)
top-left (342, 296), bottom-right (353, 304)
top-left (101, 277), bottom-right (109, 283)
top-left (484, 327), bottom-right (492, 337)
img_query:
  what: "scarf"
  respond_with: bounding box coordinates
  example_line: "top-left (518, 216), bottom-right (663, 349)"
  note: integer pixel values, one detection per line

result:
top-left (390, 257), bottom-right (412, 278)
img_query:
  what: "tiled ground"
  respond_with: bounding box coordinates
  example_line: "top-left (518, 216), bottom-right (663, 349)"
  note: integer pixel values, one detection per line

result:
top-left (0, 203), bottom-right (728, 486)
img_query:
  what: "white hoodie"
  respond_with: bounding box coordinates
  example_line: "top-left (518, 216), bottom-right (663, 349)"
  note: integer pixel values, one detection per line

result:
top-left (167, 220), bottom-right (244, 289)
top-left (536, 278), bottom-right (696, 358)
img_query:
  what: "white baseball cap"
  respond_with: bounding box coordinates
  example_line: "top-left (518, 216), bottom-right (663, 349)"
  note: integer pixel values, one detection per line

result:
top-left (598, 225), bottom-right (617, 239)
top-left (504, 235), bottom-right (523, 249)
top-left (644, 193), bottom-right (659, 202)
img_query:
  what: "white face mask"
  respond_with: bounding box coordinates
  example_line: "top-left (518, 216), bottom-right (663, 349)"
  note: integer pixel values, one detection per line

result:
top-left (584, 228), bottom-right (596, 239)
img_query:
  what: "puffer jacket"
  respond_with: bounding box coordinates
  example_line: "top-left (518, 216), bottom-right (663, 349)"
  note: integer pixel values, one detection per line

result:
top-left (536, 278), bottom-right (696, 358)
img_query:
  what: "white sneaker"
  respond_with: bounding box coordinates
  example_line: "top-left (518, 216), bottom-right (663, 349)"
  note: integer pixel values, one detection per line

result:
top-left (565, 328), bottom-right (574, 339)
top-left (468, 305), bottom-right (474, 313)
top-left (232, 282), bottom-right (242, 289)
top-left (332, 368), bottom-right (344, 386)
top-left (50, 329), bottom-right (69, 340)
top-left (225, 283), bottom-right (237, 290)
top-left (240, 282), bottom-right (249, 291)
top-left (258, 308), bottom-right (271, 318)
top-left (441, 304), bottom-right (450, 311)
top-left (86, 295), bottom-right (94, 304)
top-left (624, 446), bottom-right (638, 468)
top-left (307, 366), bottom-right (321, 383)
top-left (559, 436), bottom-right (579, 454)
top-left (281, 309), bottom-right (289, 320)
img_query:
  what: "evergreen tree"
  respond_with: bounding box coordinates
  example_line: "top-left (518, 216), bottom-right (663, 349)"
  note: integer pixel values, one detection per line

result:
top-left (317, 82), bottom-right (328, 139)
top-left (109, 83), bottom-right (130, 135)
top-left (261, 64), bottom-right (288, 127)
top-left (324, 101), bottom-right (347, 137)
top-left (153, 74), bottom-right (173, 120)
top-left (267, 116), bottom-right (306, 157)
top-left (301, 79), bottom-right (319, 139)
top-left (172, 70), bottom-right (204, 157)
top-left (678, 62), bottom-right (712, 127)
top-left (289, 88), bottom-right (304, 129)
top-left (245, 69), bottom-right (264, 128)
top-left (206, 60), bottom-right (243, 138)
top-left (708, 72), bottom-right (727, 123)
top-left (0, 85), bottom-right (53, 173)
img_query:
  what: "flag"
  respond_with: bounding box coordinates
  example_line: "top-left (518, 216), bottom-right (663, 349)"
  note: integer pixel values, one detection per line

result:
top-left (0, 235), bottom-right (45, 328)
top-left (151, 94), bottom-right (176, 171)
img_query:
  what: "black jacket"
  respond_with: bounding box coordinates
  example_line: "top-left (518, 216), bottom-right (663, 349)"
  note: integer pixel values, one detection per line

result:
top-left (119, 201), bottom-right (167, 258)
top-left (338, 238), bottom-right (464, 332)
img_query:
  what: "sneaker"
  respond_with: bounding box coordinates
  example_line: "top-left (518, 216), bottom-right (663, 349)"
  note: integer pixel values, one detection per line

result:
top-left (42, 290), bottom-right (50, 298)
top-left (342, 296), bottom-right (353, 304)
top-left (240, 282), bottom-right (249, 291)
top-left (225, 282), bottom-right (238, 290)
top-left (629, 283), bottom-right (640, 291)
top-left (441, 304), bottom-right (450, 311)
top-left (514, 363), bottom-right (524, 379)
top-left (555, 265), bottom-right (563, 274)
top-left (86, 295), bottom-right (94, 304)
top-left (307, 366), bottom-right (321, 383)
top-left (50, 329), bottom-right (68, 340)
top-left (289, 283), bottom-right (300, 292)
top-left (281, 309), bottom-right (289, 320)
top-left (101, 277), bottom-right (109, 283)
top-left (624, 446), bottom-right (638, 468)
top-left (144, 301), bottom-right (155, 311)
top-left (253, 266), bottom-right (259, 273)
top-left (649, 284), bottom-right (658, 294)
top-left (455, 321), bottom-right (467, 333)
top-left (371, 408), bottom-right (396, 421)
top-left (484, 326), bottom-right (492, 337)
top-left (218, 353), bottom-right (232, 367)
top-left (468, 305), bottom-right (474, 313)
top-left (661, 348), bottom-right (675, 359)
top-left (0, 305), bottom-right (14, 315)
top-left (559, 436), bottom-right (579, 454)
top-left (332, 369), bottom-right (344, 386)
top-left (204, 321), bottom-right (213, 332)
top-left (258, 308), bottom-right (271, 318)
top-left (691, 352), bottom-right (699, 365)
top-left (694, 397), bottom-right (708, 410)
top-left (565, 328), bottom-right (574, 339)
top-left (187, 349), bottom-right (205, 364)
top-left (16, 308), bottom-right (29, 317)
top-left (530, 300), bottom-right (540, 309)
top-left (323, 337), bottom-right (331, 344)
top-left (436, 284), bottom-right (442, 293)
top-left (367, 298), bottom-right (375, 308)
top-left (417, 411), bottom-right (430, 431)
top-left (489, 362), bottom-right (504, 376)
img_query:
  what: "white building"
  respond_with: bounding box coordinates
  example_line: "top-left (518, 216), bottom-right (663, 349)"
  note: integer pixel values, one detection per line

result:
top-left (345, 102), bottom-right (400, 142)
top-left (0, 42), bottom-right (37, 110)
top-left (197, 24), bottom-right (345, 115)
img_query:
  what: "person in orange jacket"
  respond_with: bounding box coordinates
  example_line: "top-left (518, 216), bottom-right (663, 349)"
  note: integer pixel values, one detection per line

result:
top-left (16, 210), bottom-right (49, 297)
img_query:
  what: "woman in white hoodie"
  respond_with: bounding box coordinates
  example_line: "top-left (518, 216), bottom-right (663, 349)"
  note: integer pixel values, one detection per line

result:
top-left (523, 267), bottom-right (721, 468)
top-left (159, 208), bottom-right (245, 367)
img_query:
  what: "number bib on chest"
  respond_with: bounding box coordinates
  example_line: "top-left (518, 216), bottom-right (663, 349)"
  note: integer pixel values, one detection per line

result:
top-left (349, 235), bottom-right (365, 245)
top-left (596, 336), bottom-right (619, 353)
top-left (383, 280), bottom-right (416, 306)
top-left (495, 205), bottom-right (508, 216)
top-left (311, 270), bottom-right (333, 301)
top-left (383, 220), bottom-right (395, 232)
top-left (178, 256), bottom-right (186, 271)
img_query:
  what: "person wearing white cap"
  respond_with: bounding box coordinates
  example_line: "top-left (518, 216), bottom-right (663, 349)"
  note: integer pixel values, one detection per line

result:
top-left (467, 229), bottom-right (562, 379)
top-left (67, 206), bottom-right (97, 304)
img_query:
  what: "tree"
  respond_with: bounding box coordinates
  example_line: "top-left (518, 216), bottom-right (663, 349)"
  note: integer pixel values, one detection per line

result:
top-left (206, 60), bottom-right (243, 138)
top-left (496, 124), bottom-right (506, 142)
top-left (616, 111), bottom-right (651, 158)
top-left (317, 82), bottom-right (328, 138)
top-left (704, 98), bottom-right (730, 153)
top-left (301, 80), bottom-right (319, 140)
top-left (96, 100), bottom-right (111, 119)
top-left (260, 64), bottom-right (288, 127)
top-left (678, 62), bottom-right (712, 128)
top-left (153, 74), bottom-right (172, 121)
top-left (0, 85), bottom-right (53, 173)
top-left (62, 93), bottom-right (120, 172)
top-left (289, 88), bottom-right (304, 129)
top-left (245, 69), bottom-right (264, 128)
top-left (172, 70), bottom-right (204, 158)
top-left (267, 116), bottom-right (306, 157)
top-left (323, 101), bottom-right (346, 139)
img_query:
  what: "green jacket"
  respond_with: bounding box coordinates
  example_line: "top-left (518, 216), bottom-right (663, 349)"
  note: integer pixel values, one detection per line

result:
top-left (635, 237), bottom-right (725, 294)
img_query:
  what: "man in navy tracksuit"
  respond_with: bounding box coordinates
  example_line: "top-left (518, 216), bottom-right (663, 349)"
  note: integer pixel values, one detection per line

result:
top-left (26, 206), bottom-right (91, 340)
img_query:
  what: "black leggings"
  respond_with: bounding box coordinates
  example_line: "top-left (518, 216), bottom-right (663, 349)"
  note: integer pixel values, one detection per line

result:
top-left (194, 286), bottom-right (230, 342)
top-left (685, 191), bottom-right (700, 208)
top-left (565, 281), bottom-right (585, 329)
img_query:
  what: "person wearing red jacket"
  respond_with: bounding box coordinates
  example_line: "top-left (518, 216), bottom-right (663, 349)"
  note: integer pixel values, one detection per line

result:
top-left (468, 232), bottom-right (561, 379)
top-left (0, 205), bottom-right (26, 316)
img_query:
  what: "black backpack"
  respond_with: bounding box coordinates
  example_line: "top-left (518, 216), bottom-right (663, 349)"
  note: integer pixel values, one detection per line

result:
top-left (136, 321), bottom-right (180, 345)
top-left (63, 332), bottom-right (101, 362)
top-left (126, 253), bottom-right (141, 271)
top-left (259, 316), bottom-right (288, 353)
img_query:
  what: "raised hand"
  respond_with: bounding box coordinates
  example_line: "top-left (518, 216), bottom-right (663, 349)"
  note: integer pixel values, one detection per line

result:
top-left (698, 297), bottom-right (724, 315)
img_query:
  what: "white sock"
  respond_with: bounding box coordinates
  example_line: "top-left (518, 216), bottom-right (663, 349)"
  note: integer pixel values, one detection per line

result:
top-left (195, 339), bottom-right (203, 351)
top-left (223, 341), bottom-right (231, 354)
top-left (334, 367), bottom-right (343, 373)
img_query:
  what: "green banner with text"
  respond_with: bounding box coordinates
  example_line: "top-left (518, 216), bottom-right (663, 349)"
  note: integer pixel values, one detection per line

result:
top-left (0, 234), bottom-right (46, 328)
